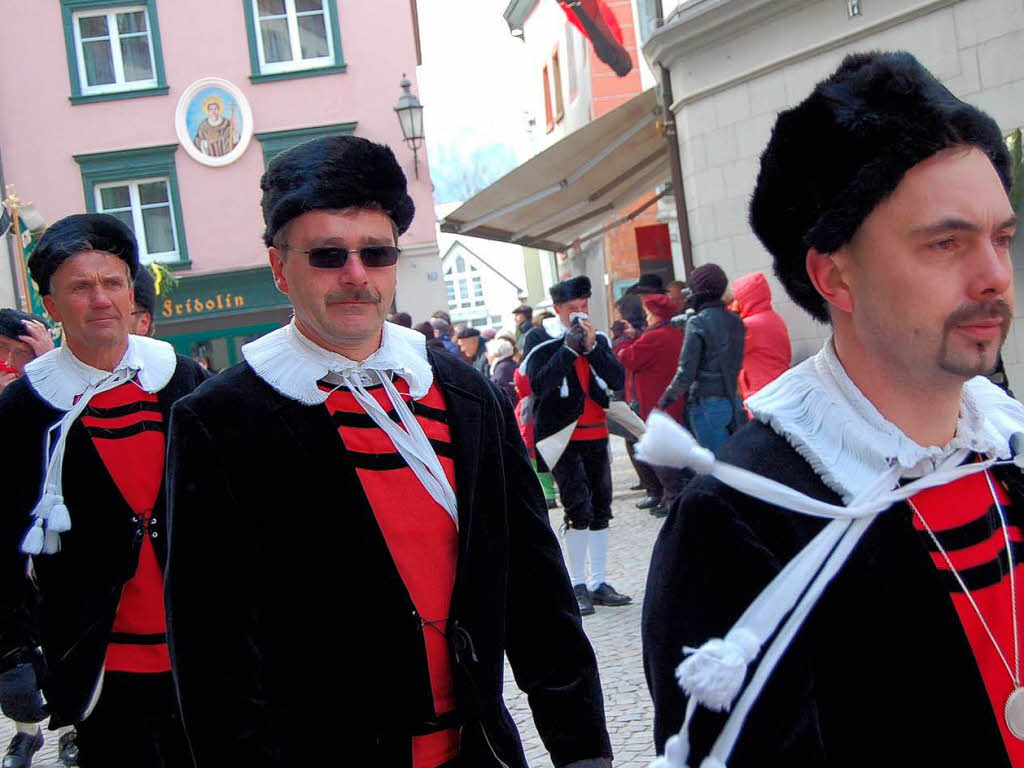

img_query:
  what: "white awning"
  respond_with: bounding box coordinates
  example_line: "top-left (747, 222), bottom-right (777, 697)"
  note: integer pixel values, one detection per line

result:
top-left (439, 88), bottom-right (669, 252)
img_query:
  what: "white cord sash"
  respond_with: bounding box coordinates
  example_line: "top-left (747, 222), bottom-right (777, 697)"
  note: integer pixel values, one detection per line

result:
top-left (22, 367), bottom-right (137, 555)
top-left (637, 411), bottom-right (1016, 768)
top-left (338, 369), bottom-right (459, 529)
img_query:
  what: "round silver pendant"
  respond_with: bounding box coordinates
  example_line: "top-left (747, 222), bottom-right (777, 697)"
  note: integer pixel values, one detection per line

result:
top-left (1005, 687), bottom-right (1024, 740)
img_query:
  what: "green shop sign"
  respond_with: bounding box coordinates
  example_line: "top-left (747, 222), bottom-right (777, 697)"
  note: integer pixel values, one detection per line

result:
top-left (158, 266), bottom-right (289, 321)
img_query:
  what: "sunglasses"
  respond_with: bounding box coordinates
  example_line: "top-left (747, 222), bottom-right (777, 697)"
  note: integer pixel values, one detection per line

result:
top-left (281, 244), bottom-right (401, 269)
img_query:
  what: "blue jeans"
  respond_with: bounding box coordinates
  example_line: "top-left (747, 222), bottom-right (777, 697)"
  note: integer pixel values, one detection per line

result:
top-left (687, 397), bottom-right (733, 453)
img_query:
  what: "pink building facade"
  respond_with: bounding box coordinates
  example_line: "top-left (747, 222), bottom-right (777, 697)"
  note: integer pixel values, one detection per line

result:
top-left (0, 0), bottom-right (442, 369)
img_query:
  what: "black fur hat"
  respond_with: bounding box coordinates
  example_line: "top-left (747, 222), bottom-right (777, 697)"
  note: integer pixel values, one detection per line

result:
top-left (750, 51), bottom-right (1011, 322)
top-left (0, 308), bottom-right (48, 341)
top-left (133, 265), bottom-right (156, 315)
top-left (550, 276), bottom-right (592, 304)
top-left (29, 214), bottom-right (139, 296)
top-left (260, 135), bottom-right (415, 246)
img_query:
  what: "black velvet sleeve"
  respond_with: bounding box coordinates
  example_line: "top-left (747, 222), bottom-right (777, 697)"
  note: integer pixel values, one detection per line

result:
top-left (583, 336), bottom-right (625, 393)
top-left (489, 383), bottom-right (613, 766)
top-left (164, 400), bottom-right (279, 767)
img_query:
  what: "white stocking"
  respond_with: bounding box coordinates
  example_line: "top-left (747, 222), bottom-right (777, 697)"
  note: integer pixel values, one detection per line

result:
top-left (588, 528), bottom-right (609, 591)
top-left (564, 528), bottom-right (589, 587)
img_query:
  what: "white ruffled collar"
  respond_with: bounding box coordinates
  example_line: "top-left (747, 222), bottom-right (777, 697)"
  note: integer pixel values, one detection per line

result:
top-left (242, 320), bottom-right (433, 405)
top-left (23, 335), bottom-right (177, 411)
top-left (745, 337), bottom-right (1024, 502)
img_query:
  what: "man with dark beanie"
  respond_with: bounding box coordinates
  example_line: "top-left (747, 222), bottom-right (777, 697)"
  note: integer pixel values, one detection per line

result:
top-left (0, 214), bottom-right (208, 767)
top-left (642, 51), bottom-right (1024, 767)
top-left (164, 136), bottom-right (612, 768)
top-left (130, 266), bottom-right (157, 337)
top-left (521, 277), bottom-right (630, 616)
top-left (657, 262), bottom-right (745, 452)
top-left (0, 309), bottom-right (52, 394)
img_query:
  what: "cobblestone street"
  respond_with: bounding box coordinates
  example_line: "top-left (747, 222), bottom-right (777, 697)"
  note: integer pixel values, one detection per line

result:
top-left (4, 440), bottom-right (660, 768)
top-left (505, 438), bottom-right (659, 767)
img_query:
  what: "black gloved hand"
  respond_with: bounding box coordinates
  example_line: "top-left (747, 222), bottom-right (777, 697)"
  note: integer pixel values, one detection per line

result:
top-left (0, 656), bottom-right (47, 723)
top-left (564, 324), bottom-right (586, 355)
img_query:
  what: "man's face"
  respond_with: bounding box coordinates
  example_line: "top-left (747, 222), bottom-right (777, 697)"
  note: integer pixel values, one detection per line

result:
top-left (456, 335), bottom-right (479, 358)
top-left (668, 285), bottom-right (685, 308)
top-left (834, 146), bottom-right (1016, 385)
top-left (0, 335), bottom-right (34, 374)
top-left (130, 306), bottom-right (153, 336)
top-left (43, 251), bottom-right (133, 354)
top-left (208, 103), bottom-right (220, 120)
top-left (555, 297), bottom-right (589, 326)
top-left (269, 208), bottom-right (397, 354)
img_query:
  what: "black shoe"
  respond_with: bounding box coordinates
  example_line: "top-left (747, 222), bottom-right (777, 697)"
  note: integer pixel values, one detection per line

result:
top-left (59, 730), bottom-right (79, 767)
top-left (629, 481), bottom-right (645, 491)
top-left (546, 498), bottom-right (559, 509)
top-left (591, 582), bottom-right (632, 606)
top-left (3, 730), bottom-right (43, 768)
top-left (650, 505), bottom-right (668, 518)
top-left (636, 495), bottom-right (660, 510)
top-left (574, 584), bottom-right (595, 616)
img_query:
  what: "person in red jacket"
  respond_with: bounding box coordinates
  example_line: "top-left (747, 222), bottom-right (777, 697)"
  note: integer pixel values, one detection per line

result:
top-left (616, 293), bottom-right (685, 516)
top-left (732, 271), bottom-right (791, 398)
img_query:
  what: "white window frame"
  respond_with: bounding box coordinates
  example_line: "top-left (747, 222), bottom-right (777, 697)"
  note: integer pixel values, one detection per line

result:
top-left (252, 0), bottom-right (335, 75)
top-left (94, 176), bottom-right (180, 264)
top-left (71, 5), bottom-right (157, 96)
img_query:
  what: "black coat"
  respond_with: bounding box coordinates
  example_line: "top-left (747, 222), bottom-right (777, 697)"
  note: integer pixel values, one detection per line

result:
top-left (164, 350), bottom-right (611, 767)
top-left (522, 327), bottom-right (625, 448)
top-left (0, 357), bottom-right (208, 726)
top-left (662, 301), bottom-right (745, 405)
top-left (643, 421), bottom-right (1016, 767)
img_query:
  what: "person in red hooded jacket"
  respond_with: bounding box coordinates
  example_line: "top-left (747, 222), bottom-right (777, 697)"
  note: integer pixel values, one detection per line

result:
top-left (731, 271), bottom-right (791, 398)
top-left (616, 294), bottom-right (685, 515)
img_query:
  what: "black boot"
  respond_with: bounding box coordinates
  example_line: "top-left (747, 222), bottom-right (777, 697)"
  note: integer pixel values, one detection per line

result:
top-left (591, 582), bottom-right (632, 606)
top-left (59, 730), bottom-right (79, 767)
top-left (574, 584), bottom-right (595, 616)
top-left (3, 730), bottom-right (43, 768)
top-left (636, 495), bottom-right (660, 510)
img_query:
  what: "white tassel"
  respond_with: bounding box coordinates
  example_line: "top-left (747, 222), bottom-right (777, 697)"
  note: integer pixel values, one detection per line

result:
top-left (699, 758), bottom-right (728, 768)
top-left (636, 411), bottom-right (715, 473)
top-left (560, 377), bottom-right (569, 398)
top-left (43, 529), bottom-right (61, 554)
top-left (47, 497), bottom-right (71, 533)
top-left (21, 520), bottom-right (44, 555)
top-left (676, 628), bottom-right (760, 712)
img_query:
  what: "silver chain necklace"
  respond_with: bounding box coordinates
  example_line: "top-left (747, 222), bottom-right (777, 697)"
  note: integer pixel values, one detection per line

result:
top-left (909, 470), bottom-right (1024, 740)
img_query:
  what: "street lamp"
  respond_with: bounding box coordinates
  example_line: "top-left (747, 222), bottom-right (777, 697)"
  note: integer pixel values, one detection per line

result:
top-left (394, 74), bottom-right (425, 179)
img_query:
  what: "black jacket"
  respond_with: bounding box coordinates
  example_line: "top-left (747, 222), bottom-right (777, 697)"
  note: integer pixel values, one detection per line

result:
top-left (643, 421), bottom-right (1017, 767)
top-left (165, 351), bottom-right (611, 767)
top-left (0, 357), bottom-right (208, 726)
top-left (663, 301), bottom-right (745, 405)
top-left (521, 326), bottom-right (625, 448)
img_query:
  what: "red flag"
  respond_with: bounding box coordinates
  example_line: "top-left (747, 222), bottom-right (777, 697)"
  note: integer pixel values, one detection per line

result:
top-left (559, 0), bottom-right (632, 77)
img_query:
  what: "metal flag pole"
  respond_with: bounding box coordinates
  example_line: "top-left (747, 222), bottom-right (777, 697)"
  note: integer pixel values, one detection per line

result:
top-left (3, 184), bottom-right (34, 313)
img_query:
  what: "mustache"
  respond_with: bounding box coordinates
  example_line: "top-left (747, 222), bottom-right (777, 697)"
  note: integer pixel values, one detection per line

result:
top-left (943, 298), bottom-right (1013, 332)
top-left (325, 287), bottom-right (382, 304)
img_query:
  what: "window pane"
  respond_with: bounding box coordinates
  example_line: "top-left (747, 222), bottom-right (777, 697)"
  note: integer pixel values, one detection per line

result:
top-left (82, 39), bottom-right (116, 86)
top-left (138, 182), bottom-right (169, 205)
top-left (78, 15), bottom-right (109, 39)
top-left (142, 206), bottom-right (175, 254)
top-left (108, 209), bottom-right (135, 233)
top-left (297, 14), bottom-right (328, 59)
top-left (99, 186), bottom-right (131, 210)
top-left (472, 277), bottom-right (483, 297)
top-left (260, 18), bottom-right (293, 63)
top-left (120, 36), bottom-right (154, 82)
top-left (257, 0), bottom-right (286, 16)
top-left (295, 0), bottom-right (324, 11)
top-left (116, 10), bottom-right (148, 34)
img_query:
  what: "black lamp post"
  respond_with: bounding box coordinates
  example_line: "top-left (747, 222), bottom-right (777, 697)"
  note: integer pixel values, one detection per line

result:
top-left (394, 74), bottom-right (425, 179)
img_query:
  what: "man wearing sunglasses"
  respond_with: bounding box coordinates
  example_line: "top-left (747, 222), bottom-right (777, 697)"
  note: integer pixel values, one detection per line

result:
top-left (165, 135), bottom-right (612, 768)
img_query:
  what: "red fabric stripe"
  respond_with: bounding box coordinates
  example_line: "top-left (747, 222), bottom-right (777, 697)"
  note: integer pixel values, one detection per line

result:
top-left (572, 355), bottom-right (608, 441)
top-left (911, 472), bottom-right (1024, 765)
top-left (86, 383), bottom-right (170, 675)
top-left (324, 379), bottom-right (459, 766)
top-left (81, 410), bottom-right (163, 430)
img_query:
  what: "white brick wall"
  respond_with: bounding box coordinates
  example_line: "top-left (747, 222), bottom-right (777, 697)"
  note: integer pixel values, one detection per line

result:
top-left (668, 0), bottom-right (1024, 387)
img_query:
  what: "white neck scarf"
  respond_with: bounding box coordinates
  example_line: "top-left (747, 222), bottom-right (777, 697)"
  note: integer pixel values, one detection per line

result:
top-left (243, 321), bottom-right (458, 527)
top-left (637, 338), bottom-right (1024, 768)
top-left (21, 336), bottom-right (177, 555)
